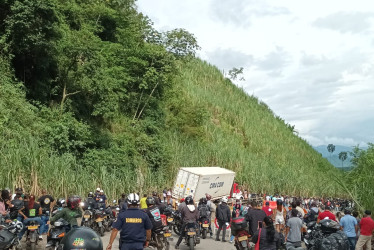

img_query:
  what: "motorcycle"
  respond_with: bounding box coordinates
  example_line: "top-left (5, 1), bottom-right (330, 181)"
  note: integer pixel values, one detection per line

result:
top-left (231, 217), bottom-right (250, 250)
top-left (103, 206), bottom-right (114, 232)
top-left (183, 221), bottom-right (199, 250)
top-left (149, 226), bottom-right (172, 250)
top-left (46, 218), bottom-right (69, 250)
top-left (198, 217), bottom-right (210, 239)
top-left (80, 202), bottom-right (94, 228)
top-left (25, 219), bottom-right (41, 250)
top-left (0, 222), bottom-right (23, 250)
top-left (92, 208), bottom-right (106, 236)
top-left (171, 211), bottom-right (182, 236)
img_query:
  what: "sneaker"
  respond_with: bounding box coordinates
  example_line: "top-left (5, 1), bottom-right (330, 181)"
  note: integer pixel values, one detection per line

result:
top-left (175, 245), bottom-right (179, 249)
top-left (46, 242), bottom-right (52, 247)
top-left (38, 235), bottom-right (43, 240)
top-left (222, 239), bottom-right (227, 242)
top-left (215, 238), bottom-right (220, 241)
top-left (229, 240), bottom-right (233, 243)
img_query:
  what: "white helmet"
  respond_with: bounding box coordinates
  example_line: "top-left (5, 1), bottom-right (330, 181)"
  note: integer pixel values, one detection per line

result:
top-left (127, 193), bottom-right (140, 205)
top-left (221, 196), bottom-right (228, 203)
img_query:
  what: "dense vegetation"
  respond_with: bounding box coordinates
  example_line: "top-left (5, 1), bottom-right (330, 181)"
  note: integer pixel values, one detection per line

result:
top-left (0, 0), bottom-right (372, 211)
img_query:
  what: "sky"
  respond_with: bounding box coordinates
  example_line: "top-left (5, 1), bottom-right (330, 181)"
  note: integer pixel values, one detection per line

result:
top-left (137, 0), bottom-right (374, 147)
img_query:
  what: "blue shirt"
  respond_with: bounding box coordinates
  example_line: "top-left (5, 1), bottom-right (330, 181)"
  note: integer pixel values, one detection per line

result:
top-left (340, 214), bottom-right (357, 237)
top-left (112, 207), bottom-right (153, 243)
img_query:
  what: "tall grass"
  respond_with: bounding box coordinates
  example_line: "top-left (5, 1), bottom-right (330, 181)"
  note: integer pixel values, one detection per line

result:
top-left (162, 59), bottom-right (346, 198)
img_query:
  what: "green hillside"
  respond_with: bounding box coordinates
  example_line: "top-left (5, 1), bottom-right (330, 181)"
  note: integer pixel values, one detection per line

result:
top-left (0, 0), bottom-right (365, 205)
top-left (162, 60), bottom-right (344, 197)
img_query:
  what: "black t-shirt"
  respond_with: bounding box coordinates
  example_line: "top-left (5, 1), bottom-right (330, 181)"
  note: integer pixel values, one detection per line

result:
top-left (245, 209), bottom-right (267, 235)
top-left (25, 203), bottom-right (41, 218)
top-left (38, 195), bottom-right (55, 212)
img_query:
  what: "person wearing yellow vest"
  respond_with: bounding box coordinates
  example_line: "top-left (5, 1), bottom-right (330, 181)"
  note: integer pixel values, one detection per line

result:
top-left (140, 194), bottom-right (148, 209)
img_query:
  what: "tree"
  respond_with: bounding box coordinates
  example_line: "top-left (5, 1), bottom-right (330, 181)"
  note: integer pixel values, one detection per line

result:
top-left (338, 151), bottom-right (348, 167)
top-left (163, 28), bottom-right (200, 58)
top-left (228, 67), bottom-right (245, 81)
top-left (327, 144), bottom-right (335, 158)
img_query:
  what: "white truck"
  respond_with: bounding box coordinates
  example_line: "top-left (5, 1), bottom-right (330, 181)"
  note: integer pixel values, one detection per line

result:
top-left (172, 167), bottom-right (236, 201)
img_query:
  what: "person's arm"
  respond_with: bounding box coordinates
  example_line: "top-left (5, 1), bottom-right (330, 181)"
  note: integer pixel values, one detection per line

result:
top-left (284, 226), bottom-right (290, 242)
top-left (106, 228), bottom-right (118, 250)
top-left (251, 230), bottom-right (259, 243)
top-left (145, 229), bottom-right (151, 247)
top-left (19, 206), bottom-right (27, 219)
top-left (38, 206), bottom-right (42, 216)
top-left (50, 208), bottom-right (65, 223)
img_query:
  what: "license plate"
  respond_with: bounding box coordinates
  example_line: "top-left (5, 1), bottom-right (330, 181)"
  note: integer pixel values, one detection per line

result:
top-left (202, 224), bottom-right (209, 228)
top-left (238, 236), bottom-right (248, 241)
top-left (96, 218), bottom-right (104, 222)
top-left (164, 233), bottom-right (171, 237)
top-left (28, 225), bottom-right (39, 230)
top-left (187, 232), bottom-right (196, 236)
top-left (84, 215), bottom-right (90, 218)
top-left (167, 218), bottom-right (174, 222)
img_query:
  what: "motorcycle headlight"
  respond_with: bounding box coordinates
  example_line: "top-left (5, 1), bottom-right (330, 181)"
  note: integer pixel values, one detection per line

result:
top-left (80, 202), bottom-right (85, 207)
top-left (54, 221), bottom-right (63, 227)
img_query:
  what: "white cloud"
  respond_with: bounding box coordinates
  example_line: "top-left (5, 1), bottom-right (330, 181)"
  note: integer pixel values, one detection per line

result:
top-left (137, 0), bottom-right (374, 146)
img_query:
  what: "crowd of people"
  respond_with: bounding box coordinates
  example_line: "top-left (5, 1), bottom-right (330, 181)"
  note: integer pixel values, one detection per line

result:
top-left (1, 186), bottom-right (374, 250)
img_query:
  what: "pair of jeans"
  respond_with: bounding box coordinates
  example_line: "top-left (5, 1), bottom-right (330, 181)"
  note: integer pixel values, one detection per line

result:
top-left (216, 221), bottom-right (227, 241)
top-left (347, 237), bottom-right (356, 250)
top-left (18, 217), bottom-right (42, 240)
top-left (121, 242), bottom-right (144, 250)
top-left (40, 215), bottom-right (50, 234)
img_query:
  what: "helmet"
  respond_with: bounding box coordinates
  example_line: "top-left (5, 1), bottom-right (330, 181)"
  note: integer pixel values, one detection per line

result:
top-left (146, 197), bottom-right (155, 206)
top-left (59, 227), bottom-right (103, 250)
top-left (276, 199), bottom-right (283, 205)
top-left (152, 191), bottom-right (157, 197)
top-left (221, 196), bottom-right (228, 203)
top-left (67, 195), bottom-right (81, 209)
top-left (185, 196), bottom-right (194, 205)
top-left (96, 187), bottom-right (100, 192)
top-left (8, 221), bottom-right (23, 234)
top-left (200, 197), bottom-right (207, 205)
top-left (88, 192), bottom-right (93, 198)
top-left (57, 198), bottom-right (66, 207)
top-left (127, 193), bottom-right (140, 205)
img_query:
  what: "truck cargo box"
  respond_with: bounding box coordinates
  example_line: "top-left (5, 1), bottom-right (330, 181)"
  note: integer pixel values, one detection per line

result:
top-left (172, 167), bottom-right (236, 201)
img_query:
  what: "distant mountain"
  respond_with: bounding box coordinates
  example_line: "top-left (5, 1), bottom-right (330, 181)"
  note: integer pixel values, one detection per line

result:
top-left (313, 145), bottom-right (365, 169)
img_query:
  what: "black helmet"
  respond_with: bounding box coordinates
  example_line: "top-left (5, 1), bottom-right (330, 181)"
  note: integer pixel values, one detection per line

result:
top-left (276, 199), bottom-right (283, 205)
top-left (200, 197), bottom-right (207, 205)
top-left (88, 192), bottom-right (93, 198)
top-left (146, 197), bottom-right (155, 206)
top-left (185, 196), bottom-right (194, 205)
top-left (57, 198), bottom-right (66, 207)
top-left (67, 195), bottom-right (81, 209)
top-left (58, 227), bottom-right (103, 250)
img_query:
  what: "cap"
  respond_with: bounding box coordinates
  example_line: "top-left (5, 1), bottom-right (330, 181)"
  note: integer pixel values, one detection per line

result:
top-left (96, 188), bottom-right (100, 191)
top-left (100, 189), bottom-right (104, 193)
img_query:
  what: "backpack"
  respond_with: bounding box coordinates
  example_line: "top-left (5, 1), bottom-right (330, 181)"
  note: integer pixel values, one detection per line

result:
top-left (305, 209), bottom-right (318, 223)
top-left (198, 204), bottom-right (209, 218)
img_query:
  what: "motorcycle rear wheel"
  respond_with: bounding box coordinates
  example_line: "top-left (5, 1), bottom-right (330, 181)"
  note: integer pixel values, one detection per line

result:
top-left (202, 229), bottom-right (207, 239)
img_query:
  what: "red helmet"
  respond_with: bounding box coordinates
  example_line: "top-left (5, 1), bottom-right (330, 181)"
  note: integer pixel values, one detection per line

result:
top-left (67, 195), bottom-right (81, 209)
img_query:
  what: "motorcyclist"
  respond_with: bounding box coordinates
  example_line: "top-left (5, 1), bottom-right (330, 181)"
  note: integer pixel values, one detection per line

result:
top-left (38, 189), bottom-right (55, 236)
top-left (18, 195), bottom-right (43, 240)
top-left (175, 196), bottom-right (200, 249)
top-left (59, 227), bottom-right (103, 250)
top-left (144, 197), bottom-right (163, 231)
top-left (152, 192), bottom-right (161, 205)
top-left (96, 190), bottom-right (107, 208)
top-left (198, 197), bottom-right (212, 237)
top-left (49, 195), bottom-right (82, 233)
top-left (83, 192), bottom-right (97, 210)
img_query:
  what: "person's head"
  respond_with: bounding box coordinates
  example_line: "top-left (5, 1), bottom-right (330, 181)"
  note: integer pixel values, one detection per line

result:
top-left (311, 202), bottom-right (317, 208)
top-left (291, 208), bottom-right (298, 218)
top-left (221, 196), bottom-right (228, 204)
top-left (96, 188), bottom-right (100, 193)
top-left (185, 196), bottom-right (194, 205)
top-left (1, 189), bottom-right (10, 201)
top-left (205, 194), bottom-right (212, 201)
top-left (352, 211), bottom-right (359, 218)
top-left (152, 191), bottom-right (157, 197)
top-left (100, 190), bottom-right (104, 195)
top-left (59, 227), bottom-right (103, 250)
top-left (127, 193), bottom-right (140, 208)
top-left (28, 195), bottom-right (36, 209)
top-left (67, 195), bottom-right (81, 209)
top-left (88, 192), bottom-right (93, 198)
top-left (265, 201), bottom-right (270, 206)
top-left (15, 194), bottom-right (22, 200)
top-left (324, 204), bottom-right (331, 211)
top-left (146, 197), bottom-right (155, 207)
top-left (121, 193), bottom-right (126, 199)
top-left (200, 197), bottom-right (207, 205)
top-left (41, 189), bottom-right (47, 195)
top-left (251, 201), bottom-right (257, 208)
top-left (276, 199), bottom-right (283, 208)
top-left (364, 210), bottom-right (371, 217)
top-left (296, 200), bottom-right (301, 207)
top-left (291, 201), bottom-right (297, 209)
top-left (15, 187), bottom-right (23, 195)
top-left (143, 194), bottom-right (147, 198)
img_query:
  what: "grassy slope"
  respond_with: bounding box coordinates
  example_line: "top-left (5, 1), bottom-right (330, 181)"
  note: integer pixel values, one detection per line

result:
top-left (164, 59), bottom-right (345, 198)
